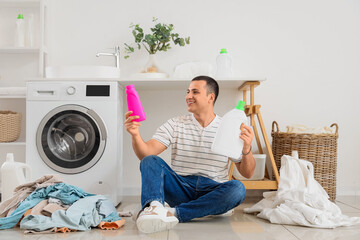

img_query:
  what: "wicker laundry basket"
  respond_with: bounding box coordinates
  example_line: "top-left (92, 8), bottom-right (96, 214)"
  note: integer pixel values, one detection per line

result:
top-left (271, 121), bottom-right (338, 201)
top-left (0, 111), bottom-right (22, 142)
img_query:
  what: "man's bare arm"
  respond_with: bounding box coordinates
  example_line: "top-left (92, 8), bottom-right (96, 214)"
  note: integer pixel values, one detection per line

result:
top-left (124, 111), bottom-right (167, 160)
top-left (132, 137), bottom-right (167, 160)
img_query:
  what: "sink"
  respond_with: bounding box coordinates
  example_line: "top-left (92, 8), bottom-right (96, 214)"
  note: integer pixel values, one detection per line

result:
top-left (45, 66), bottom-right (121, 78)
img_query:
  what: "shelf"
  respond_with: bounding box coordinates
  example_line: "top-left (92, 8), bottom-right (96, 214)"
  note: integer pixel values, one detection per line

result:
top-left (29, 77), bottom-right (266, 90)
top-left (0, 87), bottom-right (27, 98)
top-left (0, 47), bottom-right (41, 54)
top-left (0, 95), bottom-right (26, 99)
top-left (119, 77), bottom-right (265, 90)
top-left (0, 0), bottom-right (40, 8)
top-left (0, 141), bottom-right (26, 146)
top-left (240, 178), bottom-right (278, 190)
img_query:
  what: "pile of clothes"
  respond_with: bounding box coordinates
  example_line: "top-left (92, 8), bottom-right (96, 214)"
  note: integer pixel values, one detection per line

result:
top-left (0, 175), bottom-right (125, 233)
top-left (244, 155), bottom-right (360, 228)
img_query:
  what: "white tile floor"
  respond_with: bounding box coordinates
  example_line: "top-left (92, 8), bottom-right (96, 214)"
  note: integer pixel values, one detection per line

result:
top-left (1, 195), bottom-right (360, 240)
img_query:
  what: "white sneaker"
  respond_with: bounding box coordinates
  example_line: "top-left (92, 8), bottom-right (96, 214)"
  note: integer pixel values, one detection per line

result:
top-left (219, 208), bottom-right (234, 217)
top-left (136, 205), bottom-right (179, 233)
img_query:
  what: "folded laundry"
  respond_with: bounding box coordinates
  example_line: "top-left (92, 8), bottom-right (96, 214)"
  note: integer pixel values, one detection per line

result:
top-left (173, 62), bottom-right (213, 79)
top-left (244, 155), bottom-right (360, 228)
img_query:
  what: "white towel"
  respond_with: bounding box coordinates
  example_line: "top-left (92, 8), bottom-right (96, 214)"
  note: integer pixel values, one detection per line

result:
top-left (173, 62), bottom-right (213, 79)
top-left (286, 124), bottom-right (334, 134)
top-left (0, 87), bottom-right (26, 96)
top-left (244, 155), bottom-right (360, 228)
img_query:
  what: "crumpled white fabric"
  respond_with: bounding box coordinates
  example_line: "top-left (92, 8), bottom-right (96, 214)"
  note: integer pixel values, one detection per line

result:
top-left (286, 124), bottom-right (334, 134)
top-left (244, 155), bottom-right (360, 228)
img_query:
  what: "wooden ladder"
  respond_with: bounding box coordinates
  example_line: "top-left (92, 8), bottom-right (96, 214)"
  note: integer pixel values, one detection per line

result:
top-left (228, 81), bottom-right (279, 189)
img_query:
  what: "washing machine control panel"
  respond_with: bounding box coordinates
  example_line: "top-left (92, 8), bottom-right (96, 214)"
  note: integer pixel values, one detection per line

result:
top-left (66, 86), bottom-right (76, 95)
top-left (86, 85), bottom-right (110, 97)
top-left (27, 82), bottom-right (116, 101)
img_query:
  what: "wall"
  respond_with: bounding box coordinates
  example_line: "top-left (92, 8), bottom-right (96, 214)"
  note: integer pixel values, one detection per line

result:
top-left (46, 0), bottom-right (360, 195)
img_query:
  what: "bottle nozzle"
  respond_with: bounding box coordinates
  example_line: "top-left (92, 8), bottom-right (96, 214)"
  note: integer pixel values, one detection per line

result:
top-left (235, 100), bottom-right (245, 111)
top-left (220, 48), bottom-right (228, 54)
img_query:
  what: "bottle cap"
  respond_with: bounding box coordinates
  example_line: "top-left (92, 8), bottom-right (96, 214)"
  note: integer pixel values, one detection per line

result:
top-left (235, 100), bottom-right (245, 111)
top-left (220, 48), bottom-right (228, 54)
top-left (6, 153), bottom-right (14, 162)
top-left (125, 84), bottom-right (135, 90)
top-left (17, 14), bottom-right (24, 19)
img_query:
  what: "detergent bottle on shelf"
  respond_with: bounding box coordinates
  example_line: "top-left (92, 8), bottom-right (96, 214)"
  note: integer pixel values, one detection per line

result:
top-left (15, 14), bottom-right (25, 47)
top-left (211, 100), bottom-right (248, 160)
top-left (215, 48), bottom-right (233, 78)
top-left (1, 153), bottom-right (32, 202)
top-left (125, 84), bottom-right (146, 122)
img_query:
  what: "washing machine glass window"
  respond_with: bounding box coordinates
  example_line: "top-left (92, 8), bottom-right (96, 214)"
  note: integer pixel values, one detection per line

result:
top-left (36, 104), bottom-right (107, 174)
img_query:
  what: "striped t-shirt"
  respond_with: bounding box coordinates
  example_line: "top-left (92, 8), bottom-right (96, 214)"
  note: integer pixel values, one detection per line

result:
top-left (152, 114), bottom-right (236, 182)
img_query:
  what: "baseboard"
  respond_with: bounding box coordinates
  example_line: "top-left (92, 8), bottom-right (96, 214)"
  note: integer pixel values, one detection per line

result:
top-left (337, 190), bottom-right (360, 196)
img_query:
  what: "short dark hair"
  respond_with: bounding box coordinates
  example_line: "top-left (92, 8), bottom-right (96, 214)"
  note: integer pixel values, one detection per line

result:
top-left (191, 75), bottom-right (219, 105)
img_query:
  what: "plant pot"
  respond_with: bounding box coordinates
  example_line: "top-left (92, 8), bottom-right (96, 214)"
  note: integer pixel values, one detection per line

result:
top-left (143, 54), bottom-right (159, 73)
top-left (132, 54), bottom-right (167, 78)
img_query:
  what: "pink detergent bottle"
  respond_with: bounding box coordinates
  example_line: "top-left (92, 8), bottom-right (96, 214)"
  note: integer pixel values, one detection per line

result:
top-left (126, 84), bottom-right (146, 122)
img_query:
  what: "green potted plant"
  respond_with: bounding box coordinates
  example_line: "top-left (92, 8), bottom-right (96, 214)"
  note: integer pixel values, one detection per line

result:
top-left (124, 17), bottom-right (190, 76)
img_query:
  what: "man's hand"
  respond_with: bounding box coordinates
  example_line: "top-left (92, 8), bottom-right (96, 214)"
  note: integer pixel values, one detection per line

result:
top-left (124, 111), bottom-right (141, 137)
top-left (240, 125), bottom-right (254, 153)
top-left (236, 124), bottom-right (256, 179)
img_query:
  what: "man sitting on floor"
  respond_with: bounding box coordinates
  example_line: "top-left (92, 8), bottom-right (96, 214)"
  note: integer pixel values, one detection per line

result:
top-left (124, 76), bottom-right (255, 233)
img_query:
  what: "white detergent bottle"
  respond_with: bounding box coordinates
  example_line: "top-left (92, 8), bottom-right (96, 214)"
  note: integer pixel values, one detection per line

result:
top-left (211, 100), bottom-right (248, 160)
top-left (215, 48), bottom-right (233, 78)
top-left (1, 153), bottom-right (32, 202)
top-left (15, 14), bottom-right (25, 47)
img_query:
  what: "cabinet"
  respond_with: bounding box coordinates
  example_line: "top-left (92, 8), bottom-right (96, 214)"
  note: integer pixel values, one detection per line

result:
top-left (0, 0), bottom-right (47, 166)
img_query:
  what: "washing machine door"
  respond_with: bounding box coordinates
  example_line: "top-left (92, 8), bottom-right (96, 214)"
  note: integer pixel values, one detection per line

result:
top-left (36, 104), bottom-right (107, 174)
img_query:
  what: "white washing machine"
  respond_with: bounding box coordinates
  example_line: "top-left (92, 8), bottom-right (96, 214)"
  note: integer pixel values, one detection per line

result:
top-left (26, 80), bottom-right (123, 205)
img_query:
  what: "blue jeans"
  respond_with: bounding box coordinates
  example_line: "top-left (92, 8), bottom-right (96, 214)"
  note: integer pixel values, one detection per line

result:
top-left (140, 155), bottom-right (246, 222)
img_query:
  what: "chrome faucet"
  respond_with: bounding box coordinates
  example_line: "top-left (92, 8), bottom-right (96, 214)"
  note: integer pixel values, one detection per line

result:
top-left (96, 46), bottom-right (120, 68)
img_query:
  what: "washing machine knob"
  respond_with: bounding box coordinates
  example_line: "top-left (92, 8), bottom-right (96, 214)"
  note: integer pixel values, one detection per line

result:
top-left (67, 86), bottom-right (76, 95)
